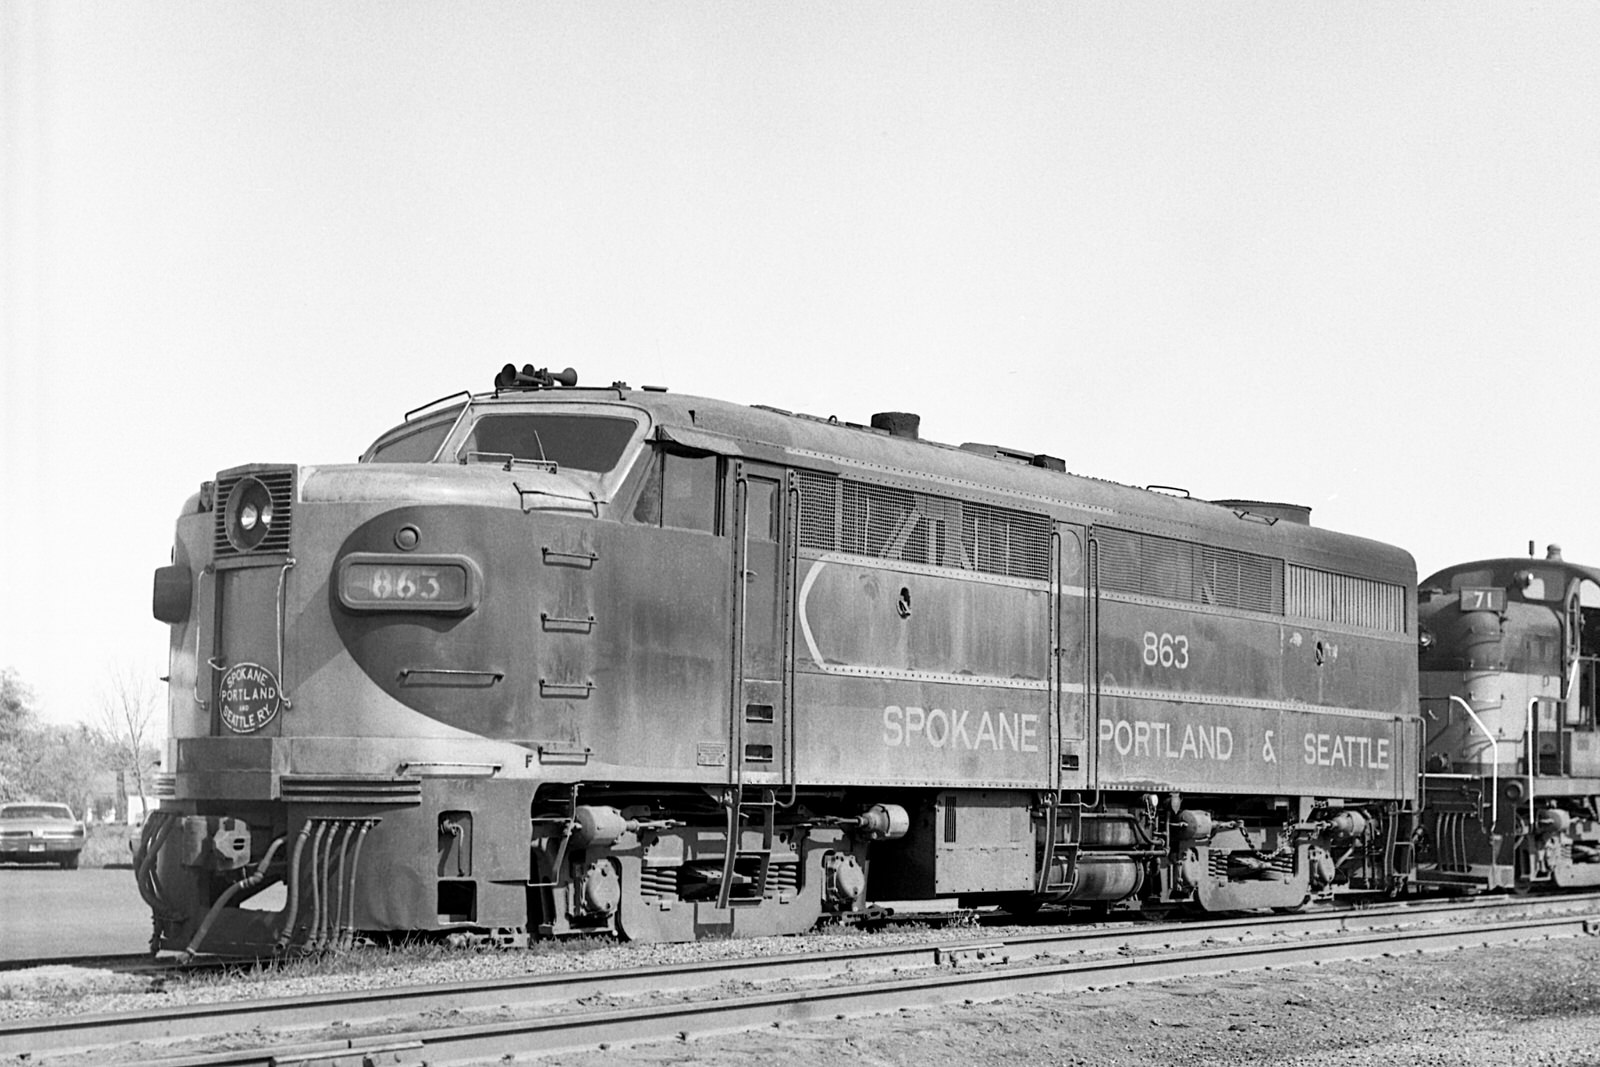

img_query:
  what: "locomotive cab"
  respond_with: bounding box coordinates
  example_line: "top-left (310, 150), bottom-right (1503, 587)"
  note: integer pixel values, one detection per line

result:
top-left (1416, 546), bottom-right (1600, 892)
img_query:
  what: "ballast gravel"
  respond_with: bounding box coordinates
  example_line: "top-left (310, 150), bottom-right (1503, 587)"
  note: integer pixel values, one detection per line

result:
top-left (0, 921), bottom-right (1009, 1021)
top-left (544, 935), bottom-right (1600, 1067)
top-left (5, 923), bottom-right (1600, 1065)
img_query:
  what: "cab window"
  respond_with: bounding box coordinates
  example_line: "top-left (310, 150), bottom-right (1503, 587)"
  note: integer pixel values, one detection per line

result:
top-left (1515, 567), bottom-right (1566, 602)
top-left (1447, 569), bottom-right (1493, 591)
top-left (633, 447), bottom-right (722, 534)
top-left (459, 414), bottom-right (639, 474)
top-left (365, 406), bottom-right (465, 463)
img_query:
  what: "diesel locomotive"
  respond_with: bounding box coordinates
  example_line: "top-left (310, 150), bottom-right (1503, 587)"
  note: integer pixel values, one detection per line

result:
top-left (1415, 547), bottom-right (1600, 892)
top-left (139, 366), bottom-right (1421, 954)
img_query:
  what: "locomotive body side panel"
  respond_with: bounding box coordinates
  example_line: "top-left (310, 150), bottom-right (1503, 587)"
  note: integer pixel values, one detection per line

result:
top-left (329, 505), bottom-right (736, 780)
top-left (1093, 596), bottom-right (1417, 800)
top-left (791, 552), bottom-right (1053, 787)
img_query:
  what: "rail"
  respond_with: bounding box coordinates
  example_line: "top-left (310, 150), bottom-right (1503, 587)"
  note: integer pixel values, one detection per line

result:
top-left (7, 894), bottom-right (1599, 1065)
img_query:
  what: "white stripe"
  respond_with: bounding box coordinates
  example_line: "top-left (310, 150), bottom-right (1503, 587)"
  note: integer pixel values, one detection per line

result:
top-left (1097, 685), bottom-right (1404, 722)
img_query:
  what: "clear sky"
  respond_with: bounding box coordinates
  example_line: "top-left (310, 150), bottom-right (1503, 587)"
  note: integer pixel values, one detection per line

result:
top-left (3, 2), bottom-right (1597, 728)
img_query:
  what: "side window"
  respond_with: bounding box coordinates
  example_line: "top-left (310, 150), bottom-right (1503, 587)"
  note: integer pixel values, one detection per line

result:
top-left (658, 448), bottom-right (721, 533)
top-left (1579, 655), bottom-right (1598, 730)
top-left (365, 410), bottom-right (463, 463)
top-left (631, 451), bottom-right (662, 526)
top-left (744, 478), bottom-right (780, 542)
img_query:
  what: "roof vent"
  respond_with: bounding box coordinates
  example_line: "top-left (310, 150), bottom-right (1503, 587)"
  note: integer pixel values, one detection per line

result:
top-left (870, 412), bottom-right (920, 440)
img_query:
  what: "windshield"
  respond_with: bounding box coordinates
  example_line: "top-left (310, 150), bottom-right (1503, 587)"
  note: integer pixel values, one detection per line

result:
top-left (365, 405), bottom-right (466, 463)
top-left (459, 413), bottom-right (640, 473)
top-left (1516, 567), bottom-right (1567, 602)
top-left (1, 804), bottom-right (73, 820)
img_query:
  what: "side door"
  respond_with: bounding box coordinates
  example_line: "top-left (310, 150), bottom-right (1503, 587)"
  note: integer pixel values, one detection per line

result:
top-left (1055, 523), bottom-right (1091, 789)
top-left (729, 461), bottom-right (794, 787)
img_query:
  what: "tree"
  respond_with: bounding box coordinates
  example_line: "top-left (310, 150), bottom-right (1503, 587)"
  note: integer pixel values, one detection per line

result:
top-left (0, 669), bottom-right (42, 802)
top-left (99, 663), bottom-right (163, 822)
top-left (28, 723), bottom-right (108, 819)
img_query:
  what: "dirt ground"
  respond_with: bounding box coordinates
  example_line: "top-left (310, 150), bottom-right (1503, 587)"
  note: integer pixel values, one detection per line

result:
top-left (0, 867), bottom-right (151, 960)
top-left (545, 933), bottom-right (1600, 1067)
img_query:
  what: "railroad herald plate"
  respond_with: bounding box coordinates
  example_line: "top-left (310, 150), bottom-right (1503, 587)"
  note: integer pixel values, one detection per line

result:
top-left (219, 662), bottom-right (282, 733)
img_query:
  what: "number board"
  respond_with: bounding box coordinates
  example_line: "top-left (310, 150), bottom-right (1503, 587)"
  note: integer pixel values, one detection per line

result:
top-left (336, 553), bottom-right (481, 614)
top-left (1458, 586), bottom-right (1506, 612)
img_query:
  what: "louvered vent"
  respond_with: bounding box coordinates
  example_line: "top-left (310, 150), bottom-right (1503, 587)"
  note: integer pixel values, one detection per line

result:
top-left (1286, 565), bottom-right (1406, 632)
top-left (279, 775), bottom-right (422, 804)
top-left (1096, 528), bottom-right (1284, 615)
top-left (212, 465), bottom-right (296, 558)
top-left (795, 471), bottom-right (1050, 581)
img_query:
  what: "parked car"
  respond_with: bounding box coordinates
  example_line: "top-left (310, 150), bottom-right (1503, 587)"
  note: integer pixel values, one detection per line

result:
top-left (0, 802), bottom-right (86, 869)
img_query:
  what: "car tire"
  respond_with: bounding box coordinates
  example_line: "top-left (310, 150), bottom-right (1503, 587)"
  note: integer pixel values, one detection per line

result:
top-left (60, 853), bottom-right (79, 870)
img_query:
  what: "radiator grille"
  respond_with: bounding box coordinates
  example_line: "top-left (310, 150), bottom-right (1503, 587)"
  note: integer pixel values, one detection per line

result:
top-left (795, 471), bottom-right (841, 550)
top-left (1096, 528), bottom-right (1283, 614)
top-left (796, 471), bottom-right (1050, 581)
top-left (212, 465), bottom-right (296, 558)
top-left (1286, 565), bottom-right (1407, 632)
top-left (279, 775), bottom-right (423, 805)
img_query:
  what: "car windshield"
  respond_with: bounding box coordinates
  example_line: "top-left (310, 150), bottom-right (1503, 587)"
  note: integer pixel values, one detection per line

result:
top-left (2, 804), bottom-right (73, 820)
top-left (458, 413), bottom-right (639, 473)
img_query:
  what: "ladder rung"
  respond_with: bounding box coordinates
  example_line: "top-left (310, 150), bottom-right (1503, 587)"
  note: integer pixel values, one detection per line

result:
top-left (718, 787), bottom-right (777, 908)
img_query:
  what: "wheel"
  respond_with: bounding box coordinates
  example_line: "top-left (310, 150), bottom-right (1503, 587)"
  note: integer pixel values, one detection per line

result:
top-left (60, 853), bottom-right (79, 870)
top-left (1271, 894), bottom-right (1311, 915)
top-left (1083, 900), bottom-right (1117, 923)
top-left (997, 893), bottom-right (1045, 918)
top-left (1511, 850), bottom-right (1536, 895)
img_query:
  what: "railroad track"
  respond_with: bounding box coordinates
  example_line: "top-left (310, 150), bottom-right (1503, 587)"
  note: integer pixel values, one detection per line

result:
top-left (6, 894), bottom-right (1599, 1067)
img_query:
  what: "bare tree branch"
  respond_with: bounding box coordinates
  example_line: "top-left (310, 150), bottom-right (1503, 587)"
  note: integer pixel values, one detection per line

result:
top-left (99, 662), bottom-right (163, 822)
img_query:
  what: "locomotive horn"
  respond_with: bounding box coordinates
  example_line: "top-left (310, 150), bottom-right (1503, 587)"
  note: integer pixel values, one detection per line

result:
top-left (504, 364), bottom-right (580, 389)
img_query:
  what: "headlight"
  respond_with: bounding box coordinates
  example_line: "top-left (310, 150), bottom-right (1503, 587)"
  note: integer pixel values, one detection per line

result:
top-left (225, 476), bottom-right (277, 552)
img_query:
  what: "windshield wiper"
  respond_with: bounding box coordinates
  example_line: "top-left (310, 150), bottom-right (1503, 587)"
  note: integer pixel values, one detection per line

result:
top-left (461, 451), bottom-right (559, 474)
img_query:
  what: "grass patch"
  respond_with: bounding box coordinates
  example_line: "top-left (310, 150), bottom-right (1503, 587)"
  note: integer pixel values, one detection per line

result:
top-left (172, 932), bottom-right (621, 986)
top-left (81, 823), bottom-right (136, 868)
